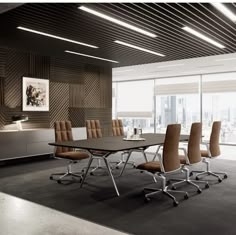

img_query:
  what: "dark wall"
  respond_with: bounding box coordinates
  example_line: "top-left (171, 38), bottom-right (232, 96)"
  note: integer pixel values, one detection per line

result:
top-left (0, 46), bottom-right (112, 136)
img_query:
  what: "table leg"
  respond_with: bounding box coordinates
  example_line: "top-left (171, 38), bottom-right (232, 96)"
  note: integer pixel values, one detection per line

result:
top-left (80, 155), bottom-right (94, 188)
top-left (119, 150), bottom-right (132, 177)
top-left (103, 157), bottom-right (120, 197)
top-left (142, 150), bottom-right (148, 162)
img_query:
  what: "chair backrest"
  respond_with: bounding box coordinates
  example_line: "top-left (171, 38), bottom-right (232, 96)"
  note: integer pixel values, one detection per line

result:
top-left (54, 121), bottom-right (73, 154)
top-left (162, 124), bottom-right (181, 172)
top-left (86, 120), bottom-right (102, 139)
top-left (209, 121), bottom-right (221, 157)
top-left (112, 119), bottom-right (124, 136)
top-left (188, 122), bottom-right (202, 164)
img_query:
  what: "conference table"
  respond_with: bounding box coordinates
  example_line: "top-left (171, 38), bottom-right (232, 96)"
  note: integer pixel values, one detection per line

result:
top-left (49, 133), bottom-right (189, 196)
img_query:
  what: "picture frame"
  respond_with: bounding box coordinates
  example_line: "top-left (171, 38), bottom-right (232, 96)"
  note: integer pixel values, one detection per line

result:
top-left (22, 77), bottom-right (49, 111)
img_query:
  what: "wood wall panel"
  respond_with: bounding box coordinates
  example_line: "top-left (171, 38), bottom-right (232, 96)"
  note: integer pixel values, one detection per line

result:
top-left (69, 84), bottom-right (84, 108)
top-left (69, 107), bottom-right (85, 127)
top-left (0, 47), bottom-right (112, 131)
top-left (84, 65), bottom-right (101, 108)
top-left (0, 47), bottom-right (6, 77)
top-left (5, 49), bottom-right (28, 108)
top-left (49, 82), bottom-right (69, 128)
top-left (28, 53), bottom-right (50, 79)
top-left (50, 57), bottom-right (84, 84)
top-left (0, 78), bottom-right (4, 106)
top-left (100, 67), bottom-right (112, 109)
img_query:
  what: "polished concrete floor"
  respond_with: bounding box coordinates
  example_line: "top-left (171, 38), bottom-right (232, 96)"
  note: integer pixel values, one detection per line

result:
top-left (0, 192), bottom-right (128, 235)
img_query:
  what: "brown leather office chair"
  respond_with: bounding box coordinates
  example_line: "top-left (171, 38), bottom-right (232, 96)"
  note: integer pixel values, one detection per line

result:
top-left (137, 124), bottom-right (188, 206)
top-left (111, 119), bottom-right (136, 169)
top-left (170, 123), bottom-right (209, 192)
top-left (192, 121), bottom-right (227, 182)
top-left (50, 121), bottom-right (89, 183)
top-left (85, 120), bottom-right (108, 175)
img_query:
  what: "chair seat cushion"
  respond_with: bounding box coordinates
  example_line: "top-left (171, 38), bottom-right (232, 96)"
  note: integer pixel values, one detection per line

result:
top-left (56, 151), bottom-right (89, 160)
top-left (201, 150), bottom-right (210, 158)
top-left (137, 161), bottom-right (162, 173)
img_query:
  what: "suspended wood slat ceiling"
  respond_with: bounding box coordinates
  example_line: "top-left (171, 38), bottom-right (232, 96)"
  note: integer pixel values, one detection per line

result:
top-left (1, 3), bottom-right (236, 67)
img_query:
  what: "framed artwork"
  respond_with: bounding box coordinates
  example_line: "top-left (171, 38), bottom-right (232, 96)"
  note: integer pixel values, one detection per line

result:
top-left (22, 77), bottom-right (49, 111)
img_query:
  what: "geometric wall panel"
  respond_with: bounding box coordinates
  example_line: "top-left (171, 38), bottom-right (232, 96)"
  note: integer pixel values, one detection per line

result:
top-left (49, 82), bottom-right (69, 128)
top-left (0, 47), bottom-right (112, 131)
top-left (28, 53), bottom-right (50, 79)
top-left (0, 47), bottom-right (6, 77)
top-left (69, 83), bottom-right (85, 108)
top-left (50, 57), bottom-right (84, 84)
top-left (99, 67), bottom-right (112, 109)
top-left (84, 65), bottom-right (101, 108)
top-left (5, 49), bottom-right (28, 108)
top-left (69, 107), bottom-right (85, 127)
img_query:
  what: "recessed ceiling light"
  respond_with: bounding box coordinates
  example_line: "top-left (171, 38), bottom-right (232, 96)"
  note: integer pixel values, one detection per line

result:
top-left (17, 26), bottom-right (98, 48)
top-left (65, 50), bottom-right (119, 63)
top-left (157, 64), bottom-right (184, 68)
top-left (216, 57), bottom-right (236, 61)
top-left (182, 26), bottom-right (225, 49)
top-left (212, 3), bottom-right (236, 22)
top-left (114, 40), bottom-right (165, 57)
top-left (79, 6), bottom-right (157, 38)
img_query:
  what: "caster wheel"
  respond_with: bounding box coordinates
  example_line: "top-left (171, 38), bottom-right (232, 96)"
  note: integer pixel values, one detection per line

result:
top-left (196, 177), bottom-right (199, 180)
top-left (197, 189), bottom-right (202, 194)
top-left (173, 201), bottom-right (179, 207)
top-left (145, 197), bottom-right (151, 203)
top-left (140, 171), bottom-right (144, 173)
top-left (57, 180), bottom-right (62, 184)
top-left (189, 172), bottom-right (193, 176)
top-left (218, 178), bottom-right (222, 183)
top-left (133, 165), bottom-right (136, 168)
top-left (116, 166), bottom-right (119, 169)
top-left (90, 172), bottom-right (94, 176)
top-left (172, 186), bottom-right (177, 190)
top-left (49, 176), bottom-right (53, 180)
top-left (184, 193), bottom-right (189, 200)
top-left (224, 174), bottom-right (228, 179)
top-left (205, 183), bottom-right (210, 189)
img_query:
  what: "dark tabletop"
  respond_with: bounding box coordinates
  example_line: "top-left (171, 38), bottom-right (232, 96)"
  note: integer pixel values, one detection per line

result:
top-left (49, 133), bottom-right (189, 153)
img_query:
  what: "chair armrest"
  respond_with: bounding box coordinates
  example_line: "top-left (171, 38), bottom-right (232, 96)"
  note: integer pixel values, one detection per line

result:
top-left (201, 142), bottom-right (211, 157)
top-left (178, 147), bottom-right (190, 165)
top-left (152, 144), bottom-right (163, 161)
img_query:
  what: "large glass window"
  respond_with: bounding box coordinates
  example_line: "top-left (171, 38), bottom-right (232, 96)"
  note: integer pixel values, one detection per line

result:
top-left (116, 80), bottom-right (154, 133)
top-left (155, 76), bottom-right (200, 134)
top-left (113, 71), bottom-right (236, 145)
top-left (202, 72), bottom-right (236, 144)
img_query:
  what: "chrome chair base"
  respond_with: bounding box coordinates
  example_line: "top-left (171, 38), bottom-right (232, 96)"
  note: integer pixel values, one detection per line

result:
top-left (192, 170), bottom-right (228, 182)
top-left (50, 160), bottom-right (84, 183)
top-left (143, 175), bottom-right (188, 206)
top-left (190, 158), bottom-right (228, 182)
top-left (170, 167), bottom-right (209, 193)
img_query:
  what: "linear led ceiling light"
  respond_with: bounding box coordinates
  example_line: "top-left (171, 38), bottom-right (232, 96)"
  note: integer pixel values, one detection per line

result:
top-left (65, 50), bottom-right (119, 63)
top-left (79, 6), bottom-right (157, 38)
top-left (17, 26), bottom-right (98, 48)
top-left (182, 26), bottom-right (225, 49)
top-left (212, 3), bottom-right (236, 22)
top-left (114, 40), bottom-right (165, 56)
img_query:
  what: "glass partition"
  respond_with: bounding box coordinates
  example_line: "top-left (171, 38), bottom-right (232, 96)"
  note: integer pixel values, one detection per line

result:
top-left (202, 72), bottom-right (236, 144)
top-left (155, 76), bottom-right (200, 134)
top-left (116, 80), bottom-right (154, 133)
